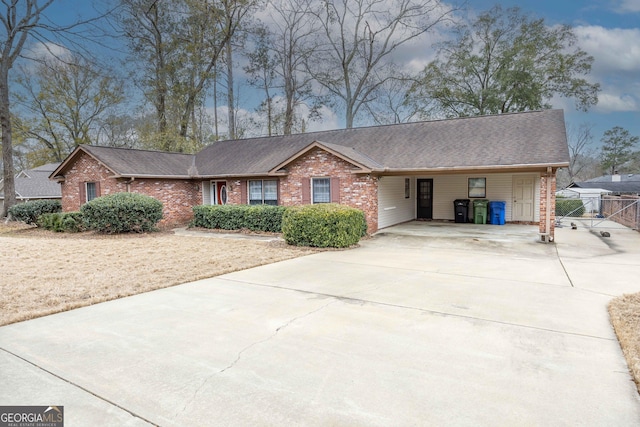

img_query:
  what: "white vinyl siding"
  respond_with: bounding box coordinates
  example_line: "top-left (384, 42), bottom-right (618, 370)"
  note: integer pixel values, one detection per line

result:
top-left (427, 173), bottom-right (540, 222)
top-left (378, 176), bottom-right (415, 229)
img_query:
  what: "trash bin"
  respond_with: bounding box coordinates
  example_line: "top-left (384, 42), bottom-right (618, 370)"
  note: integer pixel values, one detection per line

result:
top-left (473, 199), bottom-right (489, 224)
top-left (489, 201), bottom-right (506, 225)
top-left (453, 199), bottom-right (470, 223)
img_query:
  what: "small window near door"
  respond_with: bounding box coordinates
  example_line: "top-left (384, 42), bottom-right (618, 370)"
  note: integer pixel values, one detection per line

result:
top-left (312, 178), bottom-right (330, 203)
top-left (86, 182), bottom-right (97, 202)
top-left (404, 178), bottom-right (410, 198)
top-left (468, 178), bottom-right (486, 198)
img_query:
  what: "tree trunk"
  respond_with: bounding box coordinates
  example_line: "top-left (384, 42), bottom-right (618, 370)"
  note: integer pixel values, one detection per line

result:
top-left (0, 66), bottom-right (16, 217)
top-left (226, 42), bottom-right (236, 139)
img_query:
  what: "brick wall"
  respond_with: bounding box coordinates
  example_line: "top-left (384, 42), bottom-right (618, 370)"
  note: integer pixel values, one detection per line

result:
top-left (221, 148), bottom-right (379, 232)
top-left (63, 148), bottom-right (379, 232)
top-left (539, 172), bottom-right (557, 239)
top-left (60, 152), bottom-right (201, 227)
top-left (279, 148), bottom-right (378, 232)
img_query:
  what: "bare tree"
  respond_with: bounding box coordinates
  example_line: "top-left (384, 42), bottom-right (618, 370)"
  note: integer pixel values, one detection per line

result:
top-left (308, 0), bottom-right (454, 128)
top-left (118, 0), bottom-right (255, 148)
top-left (364, 74), bottom-right (421, 124)
top-left (566, 123), bottom-right (597, 183)
top-left (14, 55), bottom-right (124, 162)
top-left (269, 0), bottom-right (320, 134)
top-left (244, 24), bottom-right (277, 135)
top-left (1, 0), bottom-right (55, 216)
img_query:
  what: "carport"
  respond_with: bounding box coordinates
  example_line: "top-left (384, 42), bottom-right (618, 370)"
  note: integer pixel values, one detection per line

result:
top-left (375, 220), bottom-right (541, 243)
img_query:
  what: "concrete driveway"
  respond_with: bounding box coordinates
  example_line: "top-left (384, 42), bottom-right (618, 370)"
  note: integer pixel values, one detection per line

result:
top-left (2, 222), bottom-right (640, 426)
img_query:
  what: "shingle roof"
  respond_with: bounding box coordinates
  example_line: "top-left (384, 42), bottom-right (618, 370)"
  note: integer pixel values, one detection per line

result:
top-left (52, 110), bottom-right (569, 180)
top-left (573, 175), bottom-right (640, 194)
top-left (53, 145), bottom-right (197, 179)
top-left (0, 163), bottom-right (62, 199)
top-left (195, 109), bottom-right (569, 176)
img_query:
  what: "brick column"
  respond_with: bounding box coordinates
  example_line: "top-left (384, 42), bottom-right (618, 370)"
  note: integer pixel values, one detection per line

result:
top-left (539, 171), bottom-right (557, 241)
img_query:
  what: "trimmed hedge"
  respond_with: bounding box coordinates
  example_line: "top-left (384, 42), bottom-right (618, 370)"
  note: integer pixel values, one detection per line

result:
top-left (556, 198), bottom-right (585, 217)
top-left (8, 199), bottom-right (61, 224)
top-left (282, 203), bottom-right (367, 248)
top-left (38, 212), bottom-right (85, 232)
top-left (191, 204), bottom-right (286, 232)
top-left (80, 192), bottom-right (163, 233)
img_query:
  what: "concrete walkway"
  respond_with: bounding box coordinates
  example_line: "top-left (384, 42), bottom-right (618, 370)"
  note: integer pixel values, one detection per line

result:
top-left (1, 222), bottom-right (640, 426)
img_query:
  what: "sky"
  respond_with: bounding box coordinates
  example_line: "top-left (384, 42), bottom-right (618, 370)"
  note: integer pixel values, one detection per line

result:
top-left (34, 0), bottom-right (640, 148)
top-left (471, 0), bottom-right (640, 147)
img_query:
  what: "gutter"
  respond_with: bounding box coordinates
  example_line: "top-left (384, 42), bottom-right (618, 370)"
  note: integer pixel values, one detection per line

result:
top-left (373, 162), bottom-right (569, 174)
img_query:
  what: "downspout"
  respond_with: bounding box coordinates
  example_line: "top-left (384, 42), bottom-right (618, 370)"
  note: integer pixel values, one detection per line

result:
top-left (126, 177), bottom-right (135, 192)
top-left (546, 167), bottom-right (552, 242)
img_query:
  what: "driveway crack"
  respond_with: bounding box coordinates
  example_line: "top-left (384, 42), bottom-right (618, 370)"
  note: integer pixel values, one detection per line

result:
top-left (219, 300), bottom-right (335, 374)
top-left (179, 300), bottom-right (336, 416)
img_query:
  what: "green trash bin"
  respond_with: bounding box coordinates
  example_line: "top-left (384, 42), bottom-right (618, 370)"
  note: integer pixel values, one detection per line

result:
top-left (473, 199), bottom-right (489, 224)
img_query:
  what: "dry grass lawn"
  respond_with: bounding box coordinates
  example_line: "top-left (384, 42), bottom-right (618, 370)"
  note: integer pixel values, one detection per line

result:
top-left (0, 222), bottom-right (317, 326)
top-left (609, 294), bottom-right (640, 394)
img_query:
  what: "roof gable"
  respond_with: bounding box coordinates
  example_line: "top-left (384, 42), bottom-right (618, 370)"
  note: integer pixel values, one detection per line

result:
top-left (268, 141), bottom-right (381, 174)
top-left (51, 145), bottom-right (196, 180)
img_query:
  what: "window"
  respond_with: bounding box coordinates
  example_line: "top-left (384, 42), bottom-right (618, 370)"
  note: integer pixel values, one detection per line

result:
top-left (86, 182), bottom-right (97, 202)
top-left (468, 178), bottom-right (486, 198)
top-left (405, 178), bottom-right (410, 198)
top-left (312, 178), bottom-right (330, 203)
top-left (249, 180), bottom-right (278, 205)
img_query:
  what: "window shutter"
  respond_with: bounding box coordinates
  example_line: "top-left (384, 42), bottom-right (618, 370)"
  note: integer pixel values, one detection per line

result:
top-left (302, 178), bottom-right (311, 204)
top-left (79, 182), bottom-right (86, 204)
top-left (95, 181), bottom-right (101, 197)
top-left (276, 179), bottom-right (281, 205)
top-left (240, 180), bottom-right (247, 204)
top-left (331, 177), bottom-right (340, 203)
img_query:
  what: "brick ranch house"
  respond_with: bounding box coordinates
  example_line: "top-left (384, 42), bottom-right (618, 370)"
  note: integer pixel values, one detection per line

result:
top-left (50, 109), bottom-right (569, 240)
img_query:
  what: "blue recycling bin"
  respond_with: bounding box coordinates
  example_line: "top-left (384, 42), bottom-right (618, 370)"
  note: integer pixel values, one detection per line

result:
top-left (489, 201), bottom-right (506, 225)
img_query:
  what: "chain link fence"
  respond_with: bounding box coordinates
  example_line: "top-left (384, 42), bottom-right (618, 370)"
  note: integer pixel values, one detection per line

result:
top-left (556, 191), bottom-right (639, 230)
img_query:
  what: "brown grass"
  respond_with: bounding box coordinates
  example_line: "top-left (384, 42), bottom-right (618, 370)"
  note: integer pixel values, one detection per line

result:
top-left (0, 223), bottom-right (317, 326)
top-left (609, 294), bottom-right (640, 394)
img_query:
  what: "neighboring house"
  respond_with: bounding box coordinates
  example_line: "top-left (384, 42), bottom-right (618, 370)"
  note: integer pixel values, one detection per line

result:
top-left (1, 163), bottom-right (62, 213)
top-left (571, 174), bottom-right (640, 196)
top-left (556, 187), bottom-right (612, 214)
top-left (50, 110), bottom-right (569, 239)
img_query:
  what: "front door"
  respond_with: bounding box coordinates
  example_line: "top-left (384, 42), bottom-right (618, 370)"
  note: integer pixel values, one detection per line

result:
top-left (513, 176), bottom-right (535, 221)
top-left (211, 181), bottom-right (228, 205)
top-left (417, 179), bottom-right (433, 219)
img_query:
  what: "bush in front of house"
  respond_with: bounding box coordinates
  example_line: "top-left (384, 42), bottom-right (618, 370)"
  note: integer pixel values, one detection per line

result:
top-left (37, 212), bottom-right (85, 232)
top-left (191, 204), bottom-right (286, 232)
top-left (281, 203), bottom-right (367, 248)
top-left (244, 205), bottom-right (287, 232)
top-left (8, 199), bottom-right (62, 224)
top-left (556, 198), bottom-right (585, 217)
top-left (81, 192), bottom-right (163, 233)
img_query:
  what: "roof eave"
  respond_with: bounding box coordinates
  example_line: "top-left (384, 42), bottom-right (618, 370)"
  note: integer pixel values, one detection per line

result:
top-left (375, 162), bottom-right (569, 175)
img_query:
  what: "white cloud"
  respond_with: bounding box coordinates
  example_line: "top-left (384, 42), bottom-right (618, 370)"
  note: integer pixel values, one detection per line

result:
top-left (23, 41), bottom-right (71, 62)
top-left (575, 25), bottom-right (640, 73)
top-left (594, 92), bottom-right (639, 112)
top-left (613, 0), bottom-right (640, 13)
top-left (306, 105), bottom-right (340, 132)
